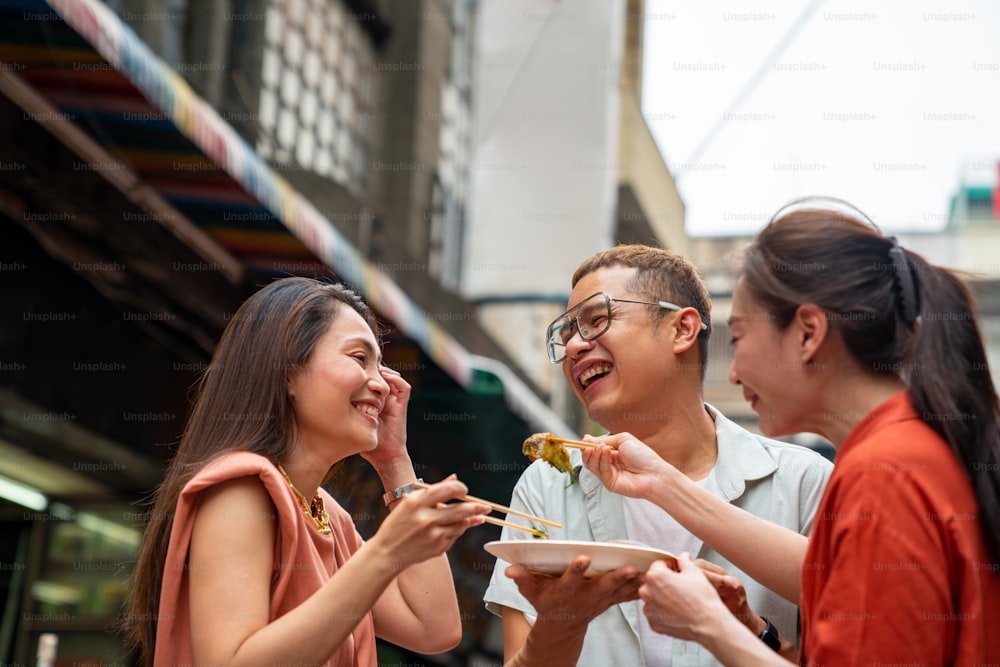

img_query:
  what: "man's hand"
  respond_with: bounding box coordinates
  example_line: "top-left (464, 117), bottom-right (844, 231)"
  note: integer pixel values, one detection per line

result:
top-left (508, 556), bottom-right (642, 634)
top-left (695, 559), bottom-right (766, 635)
top-left (501, 557), bottom-right (643, 666)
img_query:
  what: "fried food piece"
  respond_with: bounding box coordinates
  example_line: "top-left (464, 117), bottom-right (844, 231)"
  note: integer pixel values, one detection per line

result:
top-left (522, 432), bottom-right (573, 475)
top-left (530, 525), bottom-right (550, 539)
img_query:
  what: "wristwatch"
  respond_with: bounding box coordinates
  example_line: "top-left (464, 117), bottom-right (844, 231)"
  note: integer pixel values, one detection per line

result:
top-left (758, 616), bottom-right (781, 652)
top-left (382, 479), bottom-right (423, 506)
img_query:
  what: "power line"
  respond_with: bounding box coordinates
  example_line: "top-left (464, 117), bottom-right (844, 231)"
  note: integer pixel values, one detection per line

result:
top-left (678, 0), bottom-right (826, 178)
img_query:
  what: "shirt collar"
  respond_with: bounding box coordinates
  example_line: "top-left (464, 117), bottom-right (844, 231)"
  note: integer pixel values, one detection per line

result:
top-left (578, 403), bottom-right (779, 505)
top-left (703, 403), bottom-right (777, 501)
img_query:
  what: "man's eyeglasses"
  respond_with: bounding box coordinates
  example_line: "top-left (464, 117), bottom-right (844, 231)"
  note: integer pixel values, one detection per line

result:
top-left (545, 291), bottom-right (708, 363)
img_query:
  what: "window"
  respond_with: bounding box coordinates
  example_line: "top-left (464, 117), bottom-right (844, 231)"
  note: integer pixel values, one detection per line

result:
top-left (257, 0), bottom-right (375, 197)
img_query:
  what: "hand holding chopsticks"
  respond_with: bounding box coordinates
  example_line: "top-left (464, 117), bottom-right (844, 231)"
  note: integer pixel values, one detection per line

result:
top-left (412, 481), bottom-right (561, 537)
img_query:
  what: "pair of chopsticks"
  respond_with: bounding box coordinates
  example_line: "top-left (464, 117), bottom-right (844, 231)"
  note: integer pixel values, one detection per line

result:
top-left (547, 435), bottom-right (597, 450)
top-left (413, 481), bottom-right (561, 536)
top-left (524, 432), bottom-right (600, 451)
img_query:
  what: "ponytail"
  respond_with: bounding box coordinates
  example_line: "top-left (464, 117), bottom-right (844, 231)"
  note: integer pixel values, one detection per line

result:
top-left (905, 254), bottom-right (1000, 567)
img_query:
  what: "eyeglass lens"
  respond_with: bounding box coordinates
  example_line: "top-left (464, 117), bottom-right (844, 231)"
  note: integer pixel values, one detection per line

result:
top-left (547, 293), bottom-right (611, 362)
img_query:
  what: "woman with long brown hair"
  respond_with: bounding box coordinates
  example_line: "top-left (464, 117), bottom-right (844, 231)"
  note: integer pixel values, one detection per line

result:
top-left (583, 199), bottom-right (1000, 664)
top-left (122, 277), bottom-right (489, 666)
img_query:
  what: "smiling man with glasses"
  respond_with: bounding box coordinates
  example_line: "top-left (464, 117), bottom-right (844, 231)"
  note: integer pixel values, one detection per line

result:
top-left (485, 244), bottom-right (833, 667)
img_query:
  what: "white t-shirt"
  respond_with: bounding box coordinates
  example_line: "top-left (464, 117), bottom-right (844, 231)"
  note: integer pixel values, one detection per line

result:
top-left (623, 472), bottom-right (713, 667)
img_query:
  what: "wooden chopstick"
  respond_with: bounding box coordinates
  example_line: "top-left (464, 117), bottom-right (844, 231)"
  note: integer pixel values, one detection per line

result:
top-left (482, 515), bottom-right (549, 537)
top-left (413, 481), bottom-right (562, 529)
top-left (459, 491), bottom-right (563, 529)
top-left (551, 436), bottom-right (597, 450)
top-left (526, 433), bottom-right (598, 450)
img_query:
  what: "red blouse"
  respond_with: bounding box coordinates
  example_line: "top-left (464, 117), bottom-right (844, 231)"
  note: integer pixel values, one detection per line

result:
top-left (800, 392), bottom-right (1000, 665)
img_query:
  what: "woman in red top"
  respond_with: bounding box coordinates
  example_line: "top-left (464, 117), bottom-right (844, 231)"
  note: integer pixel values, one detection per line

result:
top-left (584, 199), bottom-right (1000, 665)
top-left (121, 278), bottom-right (489, 666)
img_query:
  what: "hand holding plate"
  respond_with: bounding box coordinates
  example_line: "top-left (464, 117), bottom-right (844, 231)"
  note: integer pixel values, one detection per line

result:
top-left (508, 555), bottom-right (642, 633)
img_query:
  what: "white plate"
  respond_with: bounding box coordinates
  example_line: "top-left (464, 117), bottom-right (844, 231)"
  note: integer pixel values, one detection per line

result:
top-left (484, 539), bottom-right (677, 577)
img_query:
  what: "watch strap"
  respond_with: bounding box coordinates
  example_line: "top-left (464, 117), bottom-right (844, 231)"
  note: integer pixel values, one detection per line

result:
top-left (382, 478), bottom-right (423, 506)
top-left (758, 616), bottom-right (781, 652)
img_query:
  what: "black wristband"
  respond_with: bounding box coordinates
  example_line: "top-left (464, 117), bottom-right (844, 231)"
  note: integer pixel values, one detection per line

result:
top-left (758, 616), bottom-right (781, 652)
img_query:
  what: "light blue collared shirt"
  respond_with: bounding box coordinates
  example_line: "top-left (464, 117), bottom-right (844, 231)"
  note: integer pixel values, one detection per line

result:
top-left (483, 404), bottom-right (833, 667)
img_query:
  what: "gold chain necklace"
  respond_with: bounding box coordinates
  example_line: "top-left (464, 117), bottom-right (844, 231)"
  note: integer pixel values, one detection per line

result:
top-left (277, 464), bottom-right (331, 535)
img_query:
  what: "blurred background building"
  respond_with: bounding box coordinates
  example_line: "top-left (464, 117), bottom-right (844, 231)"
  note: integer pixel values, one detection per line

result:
top-left (0, 0), bottom-right (690, 664)
top-left (1, 0), bottom-right (996, 665)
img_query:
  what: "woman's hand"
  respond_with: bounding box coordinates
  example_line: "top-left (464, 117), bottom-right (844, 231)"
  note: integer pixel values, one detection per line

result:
top-left (370, 476), bottom-right (489, 570)
top-left (362, 366), bottom-right (412, 472)
top-left (581, 432), bottom-right (672, 499)
top-left (640, 552), bottom-right (731, 642)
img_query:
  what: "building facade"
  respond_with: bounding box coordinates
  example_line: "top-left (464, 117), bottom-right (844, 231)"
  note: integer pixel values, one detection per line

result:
top-left (0, 0), bottom-right (689, 664)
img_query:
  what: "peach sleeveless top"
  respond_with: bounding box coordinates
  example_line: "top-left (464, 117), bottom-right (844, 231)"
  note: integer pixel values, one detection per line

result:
top-left (154, 451), bottom-right (376, 666)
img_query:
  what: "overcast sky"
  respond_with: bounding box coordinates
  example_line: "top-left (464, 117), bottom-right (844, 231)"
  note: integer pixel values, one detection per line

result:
top-left (642, 0), bottom-right (1000, 237)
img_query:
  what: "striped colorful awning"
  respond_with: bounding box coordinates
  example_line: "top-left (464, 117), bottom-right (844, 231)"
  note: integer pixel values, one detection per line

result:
top-left (2, 0), bottom-right (474, 386)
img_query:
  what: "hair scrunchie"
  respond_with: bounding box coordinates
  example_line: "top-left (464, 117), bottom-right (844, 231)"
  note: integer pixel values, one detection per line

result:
top-left (888, 236), bottom-right (919, 324)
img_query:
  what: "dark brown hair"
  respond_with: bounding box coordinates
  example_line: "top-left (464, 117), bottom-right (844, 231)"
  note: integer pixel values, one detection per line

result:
top-left (740, 198), bottom-right (1000, 567)
top-left (572, 244), bottom-right (712, 378)
top-left (122, 277), bottom-right (381, 666)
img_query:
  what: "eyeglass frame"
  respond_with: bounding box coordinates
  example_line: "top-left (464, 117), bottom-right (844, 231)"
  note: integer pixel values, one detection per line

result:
top-left (545, 291), bottom-right (708, 364)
